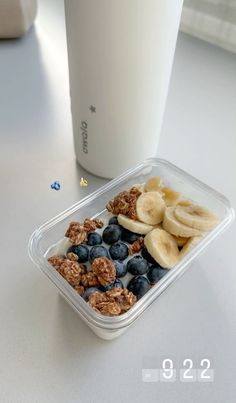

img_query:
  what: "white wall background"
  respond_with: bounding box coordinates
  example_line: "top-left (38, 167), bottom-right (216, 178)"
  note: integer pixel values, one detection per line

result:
top-left (181, 0), bottom-right (236, 53)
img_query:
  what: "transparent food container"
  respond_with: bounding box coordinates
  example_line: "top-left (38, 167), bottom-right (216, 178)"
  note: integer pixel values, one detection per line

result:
top-left (28, 158), bottom-right (234, 340)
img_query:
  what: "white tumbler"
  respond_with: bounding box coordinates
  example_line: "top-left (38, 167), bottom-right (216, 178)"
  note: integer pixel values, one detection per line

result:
top-left (64, 0), bottom-right (183, 178)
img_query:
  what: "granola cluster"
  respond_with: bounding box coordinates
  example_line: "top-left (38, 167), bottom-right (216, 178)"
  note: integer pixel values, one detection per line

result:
top-left (47, 199), bottom-right (146, 317)
top-left (81, 271), bottom-right (100, 288)
top-left (48, 255), bottom-right (82, 286)
top-left (48, 254), bottom-right (117, 294)
top-left (88, 288), bottom-right (137, 316)
top-left (61, 260), bottom-right (82, 286)
top-left (66, 252), bottom-right (79, 261)
top-left (48, 253), bottom-right (137, 315)
top-left (48, 255), bottom-right (65, 274)
top-left (83, 218), bottom-right (103, 232)
top-left (128, 237), bottom-right (144, 255)
top-left (65, 218), bottom-right (103, 245)
top-left (106, 186), bottom-right (141, 220)
top-left (92, 257), bottom-right (116, 286)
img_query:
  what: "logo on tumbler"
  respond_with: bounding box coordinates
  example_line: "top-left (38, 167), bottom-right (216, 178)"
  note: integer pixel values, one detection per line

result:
top-left (80, 120), bottom-right (88, 154)
top-left (89, 105), bottom-right (96, 113)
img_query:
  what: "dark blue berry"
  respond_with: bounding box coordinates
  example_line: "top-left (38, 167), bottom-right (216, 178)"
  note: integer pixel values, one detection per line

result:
top-left (101, 279), bottom-right (124, 291)
top-left (127, 255), bottom-right (149, 275)
top-left (113, 260), bottom-right (127, 278)
top-left (89, 245), bottom-right (109, 262)
top-left (82, 287), bottom-right (101, 302)
top-left (141, 248), bottom-right (156, 265)
top-left (102, 224), bottom-right (121, 245)
top-left (109, 241), bottom-right (128, 261)
top-left (67, 244), bottom-right (89, 263)
top-left (127, 276), bottom-right (150, 300)
top-left (121, 228), bottom-right (140, 244)
top-left (147, 265), bottom-right (168, 284)
top-left (87, 232), bottom-right (102, 246)
top-left (108, 216), bottom-right (118, 225)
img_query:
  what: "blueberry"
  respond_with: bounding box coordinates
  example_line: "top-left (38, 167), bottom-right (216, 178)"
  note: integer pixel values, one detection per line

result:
top-left (127, 256), bottom-right (149, 275)
top-left (67, 244), bottom-right (89, 263)
top-left (108, 216), bottom-right (118, 225)
top-left (121, 228), bottom-right (140, 244)
top-left (101, 279), bottom-right (124, 291)
top-left (127, 276), bottom-right (150, 300)
top-left (141, 248), bottom-right (156, 265)
top-left (113, 260), bottom-right (127, 278)
top-left (102, 224), bottom-right (121, 245)
top-left (147, 265), bottom-right (168, 284)
top-left (109, 241), bottom-right (128, 261)
top-left (87, 232), bottom-right (102, 246)
top-left (89, 245), bottom-right (109, 262)
top-left (82, 287), bottom-right (101, 302)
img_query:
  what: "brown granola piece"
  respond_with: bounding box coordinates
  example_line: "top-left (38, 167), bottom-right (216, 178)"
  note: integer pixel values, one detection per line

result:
top-left (65, 218), bottom-right (103, 245)
top-left (74, 285), bottom-right (85, 296)
top-left (128, 237), bottom-right (144, 255)
top-left (73, 231), bottom-right (88, 245)
top-left (83, 218), bottom-right (104, 233)
top-left (48, 252), bottom-right (87, 276)
top-left (65, 221), bottom-right (83, 237)
top-left (92, 257), bottom-right (116, 286)
top-left (60, 259), bottom-right (82, 286)
top-left (100, 302), bottom-right (121, 316)
top-left (88, 288), bottom-right (137, 316)
top-left (111, 288), bottom-right (137, 312)
top-left (65, 221), bottom-right (88, 245)
top-left (88, 291), bottom-right (107, 306)
top-left (67, 252), bottom-right (79, 261)
top-left (106, 186), bottom-right (141, 220)
top-left (81, 271), bottom-right (100, 288)
top-left (48, 255), bottom-right (65, 275)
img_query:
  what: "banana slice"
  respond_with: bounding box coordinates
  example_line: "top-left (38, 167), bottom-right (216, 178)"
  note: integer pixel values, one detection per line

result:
top-left (179, 236), bottom-right (203, 259)
top-left (162, 187), bottom-right (181, 206)
top-left (163, 207), bottom-right (202, 237)
top-left (178, 200), bottom-right (193, 207)
top-left (117, 214), bottom-right (154, 234)
top-left (144, 176), bottom-right (163, 194)
top-left (144, 228), bottom-right (179, 269)
top-left (136, 191), bottom-right (165, 225)
top-left (174, 204), bottom-right (218, 231)
top-left (172, 235), bottom-right (189, 247)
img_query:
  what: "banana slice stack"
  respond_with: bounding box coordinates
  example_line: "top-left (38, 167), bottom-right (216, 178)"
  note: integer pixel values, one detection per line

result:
top-left (115, 176), bottom-right (219, 269)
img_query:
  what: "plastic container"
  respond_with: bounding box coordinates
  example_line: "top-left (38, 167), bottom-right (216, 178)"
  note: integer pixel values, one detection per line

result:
top-left (28, 158), bottom-right (234, 340)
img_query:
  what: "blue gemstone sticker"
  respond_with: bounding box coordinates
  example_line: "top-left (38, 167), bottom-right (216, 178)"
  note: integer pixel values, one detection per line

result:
top-left (51, 181), bottom-right (61, 191)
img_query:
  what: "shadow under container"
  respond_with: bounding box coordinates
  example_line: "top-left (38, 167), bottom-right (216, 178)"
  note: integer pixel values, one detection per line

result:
top-left (28, 158), bottom-right (234, 340)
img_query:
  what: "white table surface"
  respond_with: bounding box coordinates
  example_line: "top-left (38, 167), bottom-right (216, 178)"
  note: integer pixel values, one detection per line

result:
top-left (1, 1), bottom-right (236, 402)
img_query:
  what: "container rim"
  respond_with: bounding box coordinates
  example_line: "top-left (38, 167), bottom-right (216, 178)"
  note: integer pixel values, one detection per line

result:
top-left (28, 158), bottom-right (235, 330)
